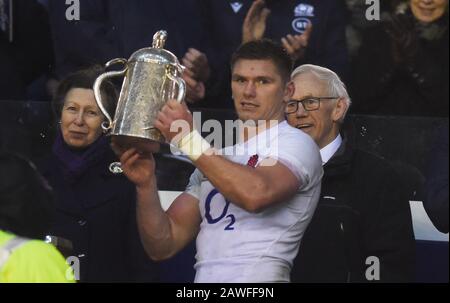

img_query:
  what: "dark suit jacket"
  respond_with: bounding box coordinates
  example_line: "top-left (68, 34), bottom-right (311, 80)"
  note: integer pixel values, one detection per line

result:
top-left (291, 135), bottom-right (416, 282)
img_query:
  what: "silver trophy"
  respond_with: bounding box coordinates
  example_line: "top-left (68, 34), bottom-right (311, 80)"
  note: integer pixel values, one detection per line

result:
top-left (94, 30), bottom-right (186, 173)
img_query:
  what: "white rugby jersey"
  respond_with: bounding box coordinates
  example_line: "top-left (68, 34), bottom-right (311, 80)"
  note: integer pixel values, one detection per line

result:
top-left (185, 121), bottom-right (323, 283)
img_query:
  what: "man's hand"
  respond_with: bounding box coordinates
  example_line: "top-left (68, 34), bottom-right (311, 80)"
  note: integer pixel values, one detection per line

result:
top-left (242, 0), bottom-right (271, 43)
top-left (385, 13), bottom-right (419, 65)
top-left (281, 23), bottom-right (312, 62)
top-left (154, 100), bottom-right (194, 145)
top-left (182, 71), bottom-right (206, 104)
top-left (182, 48), bottom-right (211, 83)
top-left (118, 148), bottom-right (156, 188)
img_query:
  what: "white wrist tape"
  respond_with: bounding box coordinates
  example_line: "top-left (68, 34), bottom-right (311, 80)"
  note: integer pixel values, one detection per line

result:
top-left (177, 130), bottom-right (212, 161)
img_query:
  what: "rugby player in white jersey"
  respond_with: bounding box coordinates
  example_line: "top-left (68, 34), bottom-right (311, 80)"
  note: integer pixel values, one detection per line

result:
top-left (115, 39), bottom-right (323, 283)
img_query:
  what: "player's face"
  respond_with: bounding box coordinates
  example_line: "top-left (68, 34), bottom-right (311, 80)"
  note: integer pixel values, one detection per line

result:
top-left (231, 59), bottom-right (293, 124)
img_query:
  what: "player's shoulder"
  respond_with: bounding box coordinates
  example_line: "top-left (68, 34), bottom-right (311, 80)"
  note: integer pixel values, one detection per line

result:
top-left (277, 122), bottom-right (317, 146)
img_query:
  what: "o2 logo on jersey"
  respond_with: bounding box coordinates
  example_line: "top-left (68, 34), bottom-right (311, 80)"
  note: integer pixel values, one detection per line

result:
top-left (205, 189), bottom-right (236, 231)
top-left (292, 18), bottom-right (311, 34)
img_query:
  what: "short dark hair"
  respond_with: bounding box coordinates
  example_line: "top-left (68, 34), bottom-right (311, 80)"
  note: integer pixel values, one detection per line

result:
top-left (230, 39), bottom-right (294, 82)
top-left (0, 152), bottom-right (54, 240)
top-left (52, 65), bottom-right (118, 121)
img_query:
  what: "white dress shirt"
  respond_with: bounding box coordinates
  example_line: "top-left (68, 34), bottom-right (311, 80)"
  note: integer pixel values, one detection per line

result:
top-left (320, 134), bottom-right (342, 165)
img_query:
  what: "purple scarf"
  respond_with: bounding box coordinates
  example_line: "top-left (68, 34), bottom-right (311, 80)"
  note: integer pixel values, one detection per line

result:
top-left (52, 131), bottom-right (111, 182)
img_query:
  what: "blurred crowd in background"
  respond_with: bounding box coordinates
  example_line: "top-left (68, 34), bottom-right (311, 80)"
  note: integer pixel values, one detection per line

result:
top-left (0, 0), bottom-right (448, 117)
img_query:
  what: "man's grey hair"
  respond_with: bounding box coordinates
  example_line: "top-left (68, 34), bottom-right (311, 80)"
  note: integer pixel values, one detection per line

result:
top-left (291, 64), bottom-right (351, 121)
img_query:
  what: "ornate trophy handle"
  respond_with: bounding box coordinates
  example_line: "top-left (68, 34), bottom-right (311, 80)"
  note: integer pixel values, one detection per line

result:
top-left (167, 65), bottom-right (186, 103)
top-left (94, 58), bottom-right (127, 175)
top-left (175, 76), bottom-right (186, 103)
top-left (94, 58), bottom-right (128, 132)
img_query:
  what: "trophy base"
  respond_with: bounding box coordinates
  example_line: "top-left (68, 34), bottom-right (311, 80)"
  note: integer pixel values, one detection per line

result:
top-left (112, 135), bottom-right (162, 155)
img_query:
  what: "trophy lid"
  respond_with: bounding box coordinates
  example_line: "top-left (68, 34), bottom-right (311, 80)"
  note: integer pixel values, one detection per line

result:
top-left (128, 30), bottom-right (181, 66)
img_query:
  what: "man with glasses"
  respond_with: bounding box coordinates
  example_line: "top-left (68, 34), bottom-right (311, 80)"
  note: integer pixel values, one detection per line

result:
top-left (286, 64), bottom-right (416, 282)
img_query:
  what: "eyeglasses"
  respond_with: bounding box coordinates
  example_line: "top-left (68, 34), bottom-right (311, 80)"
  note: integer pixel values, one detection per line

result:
top-left (285, 97), bottom-right (339, 114)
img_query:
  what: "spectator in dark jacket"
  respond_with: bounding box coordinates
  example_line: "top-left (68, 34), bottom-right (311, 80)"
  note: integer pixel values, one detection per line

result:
top-left (424, 124), bottom-right (449, 234)
top-left (38, 66), bottom-right (158, 282)
top-left (287, 64), bottom-right (415, 282)
top-left (0, 151), bottom-right (73, 283)
top-left (350, 0), bottom-right (449, 117)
